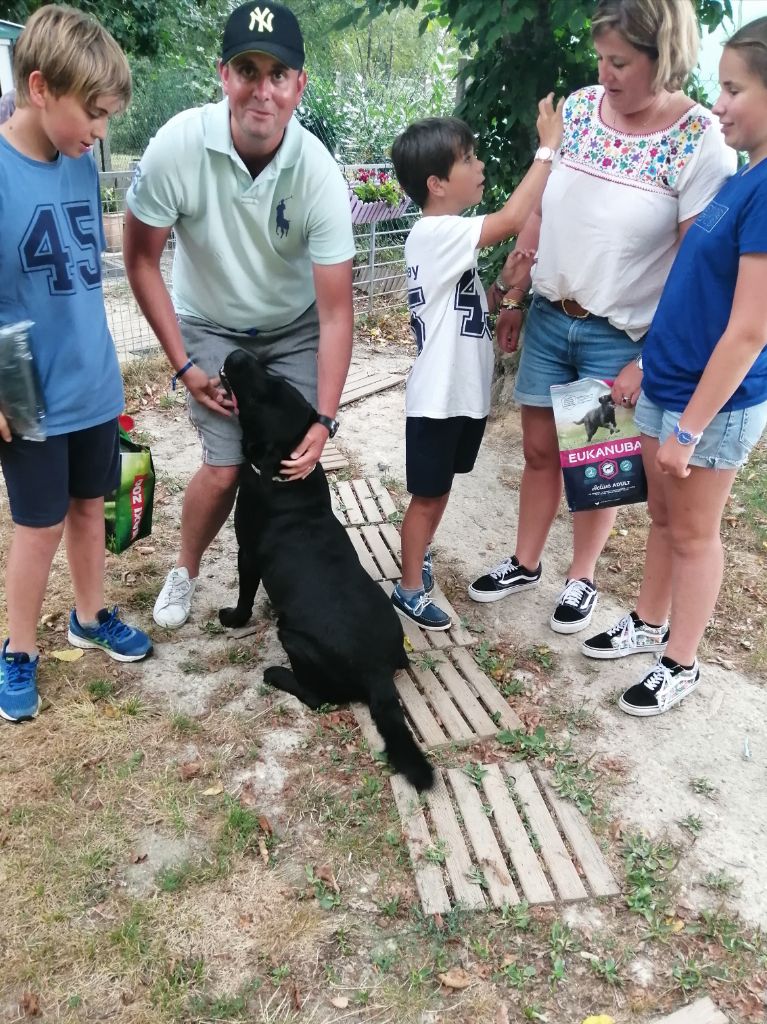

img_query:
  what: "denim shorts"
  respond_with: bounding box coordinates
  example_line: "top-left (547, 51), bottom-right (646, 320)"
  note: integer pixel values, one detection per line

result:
top-left (0, 418), bottom-right (120, 527)
top-left (180, 304), bottom-right (319, 466)
top-left (514, 295), bottom-right (642, 407)
top-left (635, 391), bottom-right (767, 470)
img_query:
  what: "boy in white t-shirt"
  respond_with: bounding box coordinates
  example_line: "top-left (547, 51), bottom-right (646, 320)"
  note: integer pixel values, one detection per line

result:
top-left (390, 106), bottom-right (563, 630)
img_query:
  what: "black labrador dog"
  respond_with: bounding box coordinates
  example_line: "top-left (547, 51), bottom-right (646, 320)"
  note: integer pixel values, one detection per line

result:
top-left (575, 393), bottom-right (618, 443)
top-left (218, 348), bottom-right (433, 792)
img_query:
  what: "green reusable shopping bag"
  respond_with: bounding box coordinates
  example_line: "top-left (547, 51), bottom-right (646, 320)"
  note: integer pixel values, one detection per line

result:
top-left (104, 427), bottom-right (156, 553)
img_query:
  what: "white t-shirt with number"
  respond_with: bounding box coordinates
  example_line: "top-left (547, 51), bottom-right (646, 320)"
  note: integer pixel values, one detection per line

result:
top-left (404, 214), bottom-right (492, 418)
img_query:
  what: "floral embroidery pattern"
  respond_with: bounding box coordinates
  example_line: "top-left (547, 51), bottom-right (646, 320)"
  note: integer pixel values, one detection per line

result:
top-left (560, 86), bottom-right (712, 195)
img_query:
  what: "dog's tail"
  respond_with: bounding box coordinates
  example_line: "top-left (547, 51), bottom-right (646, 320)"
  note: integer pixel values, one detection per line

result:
top-left (369, 678), bottom-right (434, 792)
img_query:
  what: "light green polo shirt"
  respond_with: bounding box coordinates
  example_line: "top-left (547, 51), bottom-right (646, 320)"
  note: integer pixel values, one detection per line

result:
top-left (126, 100), bottom-right (355, 331)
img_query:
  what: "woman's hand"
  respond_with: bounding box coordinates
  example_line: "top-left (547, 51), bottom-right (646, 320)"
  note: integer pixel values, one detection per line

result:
top-left (610, 359), bottom-right (642, 409)
top-left (496, 307), bottom-right (524, 353)
top-left (656, 434), bottom-right (694, 479)
top-left (536, 92), bottom-right (565, 151)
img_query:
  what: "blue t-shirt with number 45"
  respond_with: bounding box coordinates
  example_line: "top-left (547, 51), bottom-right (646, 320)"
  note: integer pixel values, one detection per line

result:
top-left (643, 159), bottom-right (767, 412)
top-left (0, 136), bottom-right (123, 435)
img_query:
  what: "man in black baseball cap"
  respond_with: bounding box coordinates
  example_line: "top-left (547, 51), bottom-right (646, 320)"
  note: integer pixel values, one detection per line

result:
top-left (221, 1), bottom-right (305, 70)
top-left (124, 0), bottom-right (355, 631)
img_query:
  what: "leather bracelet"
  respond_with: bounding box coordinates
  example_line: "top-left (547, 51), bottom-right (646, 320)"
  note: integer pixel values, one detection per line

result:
top-left (500, 297), bottom-right (526, 311)
top-left (171, 358), bottom-right (195, 391)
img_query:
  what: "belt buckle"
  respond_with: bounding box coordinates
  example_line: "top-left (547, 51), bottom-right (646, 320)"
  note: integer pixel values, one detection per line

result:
top-left (560, 298), bottom-right (589, 320)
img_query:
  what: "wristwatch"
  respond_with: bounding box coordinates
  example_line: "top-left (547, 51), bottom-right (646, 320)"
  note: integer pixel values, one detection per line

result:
top-left (673, 422), bottom-right (702, 447)
top-left (316, 414), bottom-right (339, 438)
top-left (635, 354), bottom-right (643, 370)
top-left (534, 146), bottom-right (556, 163)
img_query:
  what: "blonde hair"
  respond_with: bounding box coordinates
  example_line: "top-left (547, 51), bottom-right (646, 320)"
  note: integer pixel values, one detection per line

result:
top-left (591, 0), bottom-right (699, 92)
top-left (726, 17), bottom-right (767, 88)
top-left (14, 5), bottom-right (131, 109)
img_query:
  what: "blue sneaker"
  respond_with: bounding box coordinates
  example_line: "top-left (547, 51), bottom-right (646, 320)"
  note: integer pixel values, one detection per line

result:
top-left (0, 640), bottom-right (41, 722)
top-left (391, 584), bottom-right (451, 632)
top-left (68, 607), bottom-right (153, 662)
top-left (422, 550), bottom-right (435, 595)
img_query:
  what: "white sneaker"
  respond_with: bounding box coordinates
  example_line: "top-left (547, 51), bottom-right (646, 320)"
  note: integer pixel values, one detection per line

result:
top-left (153, 567), bottom-right (197, 628)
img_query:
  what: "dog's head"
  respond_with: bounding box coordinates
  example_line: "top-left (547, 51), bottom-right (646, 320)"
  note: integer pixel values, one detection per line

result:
top-left (599, 394), bottom-right (615, 409)
top-left (220, 348), bottom-right (317, 478)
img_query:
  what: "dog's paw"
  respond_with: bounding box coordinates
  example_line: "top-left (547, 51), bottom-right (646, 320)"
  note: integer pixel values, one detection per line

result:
top-left (219, 606), bottom-right (252, 628)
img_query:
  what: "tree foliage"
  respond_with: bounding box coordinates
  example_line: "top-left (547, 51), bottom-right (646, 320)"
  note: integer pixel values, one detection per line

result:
top-left (342, 0), bottom-right (733, 198)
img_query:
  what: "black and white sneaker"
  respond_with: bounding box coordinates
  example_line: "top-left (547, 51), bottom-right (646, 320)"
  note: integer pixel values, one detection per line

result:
top-left (582, 611), bottom-right (669, 660)
top-left (550, 578), bottom-right (598, 634)
top-left (619, 658), bottom-right (701, 717)
top-left (468, 555), bottom-right (542, 603)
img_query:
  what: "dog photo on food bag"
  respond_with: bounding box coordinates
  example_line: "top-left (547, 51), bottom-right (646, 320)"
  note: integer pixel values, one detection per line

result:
top-left (218, 348), bottom-right (433, 792)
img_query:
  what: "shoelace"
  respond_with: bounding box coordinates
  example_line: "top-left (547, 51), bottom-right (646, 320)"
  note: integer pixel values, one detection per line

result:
top-left (606, 613), bottom-right (635, 644)
top-left (642, 662), bottom-right (670, 693)
top-left (2, 655), bottom-right (36, 691)
top-left (557, 579), bottom-right (592, 608)
top-left (95, 607), bottom-right (134, 642)
top-left (410, 593), bottom-right (433, 615)
top-left (163, 572), bottom-right (192, 605)
top-left (490, 556), bottom-right (515, 580)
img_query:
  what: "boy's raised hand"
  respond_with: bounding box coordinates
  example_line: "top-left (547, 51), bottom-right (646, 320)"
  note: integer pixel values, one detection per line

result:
top-left (536, 93), bottom-right (564, 151)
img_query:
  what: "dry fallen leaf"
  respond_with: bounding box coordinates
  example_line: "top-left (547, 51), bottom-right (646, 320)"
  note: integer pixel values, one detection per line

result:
top-left (581, 1017), bottom-right (615, 1024)
top-left (179, 761), bottom-right (202, 781)
top-left (315, 864), bottom-right (339, 892)
top-left (258, 836), bottom-right (269, 866)
top-left (129, 851), bottom-right (148, 864)
top-left (437, 967), bottom-right (473, 990)
top-left (330, 996), bottom-right (349, 1009)
top-left (50, 649), bottom-right (84, 662)
top-left (20, 992), bottom-right (41, 1017)
top-left (202, 783), bottom-right (224, 796)
top-left (495, 1004), bottom-right (510, 1024)
top-left (258, 815), bottom-right (273, 835)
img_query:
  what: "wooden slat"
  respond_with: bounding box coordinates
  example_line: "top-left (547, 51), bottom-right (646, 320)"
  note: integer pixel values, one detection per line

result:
top-left (353, 702), bottom-right (384, 753)
top-left (319, 441), bottom-right (349, 471)
top-left (538, 770), bottom-right (620, 897)
top-left (426, 774), bottom-right (486, 910)
top-left (378, 580), bottom-right (428, 652)
top-left (329, 486), bottom-right (347, 524)
top-left (481, 765), bottom-right (554, 905)
top-left (379, 522), bottom-right (402, 558)
top-left (347, 528), bottom-right (380, 580)
top-left (447, 769), bottom-right (518, 907)
top-left (410, 664), bottom-right (474, 743)
top-left (433, 659), bottom-right (498, 737)
top-left (503, 763), bottom-right (587, 902)
top-left (361, 525), bottom-right (400, 579)
top-left (368, 477), bottom-right (398, 518)
top-left (352, 479), bottom-right (381, 523)
top-left (339, 373), bottom-right (404, 406)
top-left (650, 998), bottom-right (728, 1024)
top-left (394, 672), bottom-right (448, 748)
top-left (335, 480), bottom-right (364, 524)
top-left (430, 587), bottom-right (474, 647)
top-left (390, 776), bottom-right (450, 915)
top-left (451, 648), bottom-right (523, 731)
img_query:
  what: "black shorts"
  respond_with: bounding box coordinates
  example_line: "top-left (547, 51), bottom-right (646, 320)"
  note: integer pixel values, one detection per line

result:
top-left (0, 418), bottom-right (120, 527)
top-left (406, 415), bottom-right (487, 498)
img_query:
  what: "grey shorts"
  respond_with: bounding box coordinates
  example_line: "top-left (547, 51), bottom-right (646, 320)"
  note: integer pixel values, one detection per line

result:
top-left (180, 304), bottom-right (319, 466)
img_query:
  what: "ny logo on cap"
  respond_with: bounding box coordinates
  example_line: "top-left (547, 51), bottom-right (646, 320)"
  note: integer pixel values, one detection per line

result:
top-left (249, 6), bottom-right (274, 32)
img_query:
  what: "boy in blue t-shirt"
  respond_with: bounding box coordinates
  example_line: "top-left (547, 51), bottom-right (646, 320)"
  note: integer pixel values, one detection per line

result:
top-left (0, 6), bottom-right (152, 723)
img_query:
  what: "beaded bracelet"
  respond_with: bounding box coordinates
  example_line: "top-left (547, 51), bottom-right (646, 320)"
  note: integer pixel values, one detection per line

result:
top-left (171, 358), bottom-right (195, 390)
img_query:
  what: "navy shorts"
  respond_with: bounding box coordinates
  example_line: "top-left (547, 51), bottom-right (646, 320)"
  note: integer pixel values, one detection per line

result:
top-left (0, 418), bottom-right (120, 527)
top-left (406, 416), bottom-right (487, 497)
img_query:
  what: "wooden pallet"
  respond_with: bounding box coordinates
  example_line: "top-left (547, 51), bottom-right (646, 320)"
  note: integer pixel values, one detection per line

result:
top-left (356, 646), bottom-right (517, 752)
top-left (339, 367), bottom-right (405, 407)
top-left (330, 476), bottom-right (398, 525)
top-left (650, 998), bottom-right (728, 1024)
top-left (319, 440), bottom-right (349, 472)
top-left (390, 761), bottom-right (620, 915)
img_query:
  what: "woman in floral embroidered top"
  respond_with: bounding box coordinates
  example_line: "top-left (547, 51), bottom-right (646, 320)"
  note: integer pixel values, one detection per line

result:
top-left (468, 0), bottom-right (736, 636)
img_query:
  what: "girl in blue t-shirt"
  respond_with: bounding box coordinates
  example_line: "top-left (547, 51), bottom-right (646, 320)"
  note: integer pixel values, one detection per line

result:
top-left (581, 17), bottom-right (767, 717)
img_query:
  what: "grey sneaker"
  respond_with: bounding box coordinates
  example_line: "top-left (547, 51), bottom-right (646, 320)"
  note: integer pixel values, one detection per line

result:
top-left (619, 658), bottom-right (700, 717)
top-left (582, 611), bottom-right (669, 660)
top-left (153, 567), bottom-right (197, 628)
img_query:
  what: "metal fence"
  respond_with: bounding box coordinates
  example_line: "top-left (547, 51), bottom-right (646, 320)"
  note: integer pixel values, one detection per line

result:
top-left (99, 166), bottom-right (415, 362)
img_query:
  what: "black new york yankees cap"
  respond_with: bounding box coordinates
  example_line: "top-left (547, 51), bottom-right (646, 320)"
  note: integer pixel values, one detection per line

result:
top-left (221, 2), bottom-right (305, 69)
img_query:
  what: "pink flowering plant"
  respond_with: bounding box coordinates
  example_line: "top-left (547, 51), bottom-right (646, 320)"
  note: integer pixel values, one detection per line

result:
top-left (349, 169), bottom-right (404, 206)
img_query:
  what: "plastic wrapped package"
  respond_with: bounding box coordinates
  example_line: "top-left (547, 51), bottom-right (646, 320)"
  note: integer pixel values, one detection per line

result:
top-left (0, 321), bottom-right (46, 441)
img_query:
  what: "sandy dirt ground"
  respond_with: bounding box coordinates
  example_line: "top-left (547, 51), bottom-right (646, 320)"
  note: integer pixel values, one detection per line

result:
top-left (134, 341), bottom-right (767, 933)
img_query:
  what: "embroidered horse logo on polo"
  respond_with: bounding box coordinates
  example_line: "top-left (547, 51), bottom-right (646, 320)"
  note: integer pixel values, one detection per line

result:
top-left (249, 6), bottom-right (274, 33)
top-left (275, 196), bottom-right (292, 237)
